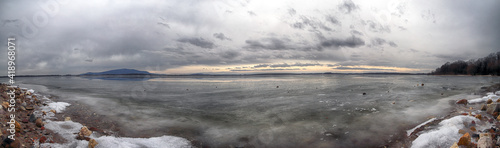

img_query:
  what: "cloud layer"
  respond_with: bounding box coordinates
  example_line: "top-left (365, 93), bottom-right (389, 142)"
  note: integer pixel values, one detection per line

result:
top-left (0, 0), bottom-right (499, 75)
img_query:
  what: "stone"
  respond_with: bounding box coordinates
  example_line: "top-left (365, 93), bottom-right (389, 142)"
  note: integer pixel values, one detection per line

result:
top-left (478, 133), bottom-right (493, 148)
top-left (29, 113), bottom-right (36, 123)
top-left (487, 99), bottom-right (493, 104)
top-left (79, 126), bottom-right (93, 137)
top-left (486, 103), bottom-right (500, 115)
top-left (481, 104), bottom-right (488, 111)
top-left (497, 99), bottom-right (500, 102)
top-left (65, 117), bottom-right (71, 121)
top-left (25, 106), bottom-right (33, 110)
top-left (458, 129), bottom-right (467, 134)
top-left (1, 138), bottom-right (21, 148)
top-left (36, 118), bottom-right (43, 127)
top-left (470, 126), bottom-right (477, 132)
top-left (457, 132), bottom-right (471, 146)
top-left (497, 115), bottom-right (500, 120)
top-left (88, 138), bottom-right (98, 148)
top-left (20, 106), bottom-right (26, 111)
top-left (21, 119), bottom-right (28, 123)
top-left (15, 121), bottom-right (21, 133)
top-left (475, 114), bottom-right (482, 120)
top-left (42, 111), bottom-right (46, 116)
top-left (456, 99), bottom-right (468, 105)
top-left (50, 109), bottom-right (56, 114)
top-left (39, 136), bottom-right (47, 143)
top-left (1, 101), bottom-right (8, 109)
top-left (449, 142), bottom-right (458, 148)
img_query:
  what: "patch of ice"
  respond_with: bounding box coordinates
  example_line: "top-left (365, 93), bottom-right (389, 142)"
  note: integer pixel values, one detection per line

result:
top-left (47, 102), bottom-right (71, 113)
top-left (42, 121), bottom-right (192, 148)
top-left (407, 118), bottom-right (436, 136)
top-left (411, 115), bottom-right (478, 148)
top-left (468, 93), bottom-right (500, 104)
top-left (27, 89), bottom-right (35, 93)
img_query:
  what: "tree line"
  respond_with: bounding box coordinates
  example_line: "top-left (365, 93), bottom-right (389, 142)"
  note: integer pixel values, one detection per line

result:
top-left (430, 52), bottom-right (500, 75)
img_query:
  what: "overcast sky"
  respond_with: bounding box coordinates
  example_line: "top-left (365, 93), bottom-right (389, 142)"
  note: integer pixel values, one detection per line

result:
top-left (1, 0), bottom-right (499, 75)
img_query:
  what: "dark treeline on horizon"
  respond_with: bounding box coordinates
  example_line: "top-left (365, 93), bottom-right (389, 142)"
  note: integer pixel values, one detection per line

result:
top-left (431, 52), bottom-right (500, 75)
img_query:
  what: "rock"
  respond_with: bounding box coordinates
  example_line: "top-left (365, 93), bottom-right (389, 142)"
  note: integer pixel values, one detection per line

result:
top-left (475, 114), bottom-right (482, 120)
top-left (497, 99), bottom-right (500, 102)
top-left (1, 138), bottom-right (21, 148)
top-left (458, 129), bottom-right (467, 134)
top-left (20, 106), bottom-right (26, 111)
top-left (497, 115), bottom-right (500, 120)
top-left (25, 106), bottom-right (33, 110)
top-left (15, 121), bottom-right (21, 133)
top-left (21, 119), bottom-right (28, 123)
top-left (457, 132), bottom-right (471, 146)
top-left (65, 117), bottom-right (71, 121)
top-left (79, 126), bottom-right (93, 137)
top-left (456, 99), bottom-right (468, 105)
top-left (486, 103), bottom-right (500, 115)
top-left (36, 118), bottom-right (43, 127)
top-left (1, 101), bottom-right (9, 109)
top-left (481, 104), bottom-right (488, 111)
top-left (487, 99), bottom-right (493, 104)
top-left (39, 136), bottom-right (47, 143)
top-left (42, 111), bottom-right (46, 116)
top-left (29, 113), bottom-right (36, 123)
top-left (478, 133), bottom-right (493, 148)
top-left (449, 142), bottom-right (458, 148)
top-left (470, 126), bottom-right (477, 132)
top-left (50, 109), bottom-right (56, 114)
top-left (88, 138), bottom-right (98, 148)
top-left (362, 93), bottom-right (366, 95)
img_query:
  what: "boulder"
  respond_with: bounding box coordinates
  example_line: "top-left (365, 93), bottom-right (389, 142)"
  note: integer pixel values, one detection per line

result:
top-left (487, 99), bottom-right (493, 104)
top-left (79, 126), bottom-right (93, 137)
top-left (475, 114), bottom-right (482, 120)
top-left (1, 138), bottom-right (21, 148)
top-left (478, 133), bottom-right (493, 148)
top-left (457, 132), bottom-right (471, 146)
top-left (486, 103), bottom-right (500, 115)
top-left (35, 118), bottom-right (43, 127)
top-left (456, 99), bottom-right (468, 105)
top-left (88, 138), bottom-right (98, 148)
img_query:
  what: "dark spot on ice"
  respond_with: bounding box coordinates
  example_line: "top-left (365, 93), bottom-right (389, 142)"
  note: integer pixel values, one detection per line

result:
top-left (276, 86), bottom-right (279, 88)
top-left (362, 93), bottom-right (366, 95)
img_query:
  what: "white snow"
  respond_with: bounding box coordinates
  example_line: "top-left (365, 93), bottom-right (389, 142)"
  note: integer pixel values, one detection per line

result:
top-left (411, 115), bottom-right (478, 148)
top-left (468, 93), bottom-right (500, 104)
top-left (44, 102), bottom-right (71, 113)
top-left (27, 89), bottom-right (35, 93)
top-left (42, 121), bottom-right (192, 148)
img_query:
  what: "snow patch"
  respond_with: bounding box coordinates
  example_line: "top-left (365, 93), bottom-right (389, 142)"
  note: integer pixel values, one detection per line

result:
top-left (407, 118), bottom-right (436, 136)
top-left (411, 115), bottom-right (478, 148)
top-left (468, 93), bottom-right (500, 104)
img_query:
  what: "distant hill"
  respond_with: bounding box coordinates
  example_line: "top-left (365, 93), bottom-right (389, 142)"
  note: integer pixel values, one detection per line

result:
top-left (81, 68), bottom-right (152, 75)
top-left (430, 52), bottom-right (500, 75)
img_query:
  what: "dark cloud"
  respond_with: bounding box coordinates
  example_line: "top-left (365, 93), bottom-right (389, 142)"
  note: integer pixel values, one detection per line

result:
top-left (320, 36), bottom-right (365, 49)
top-left (270, 63), bottom-right (291, 68)
top-left (334, 66), bottom-right (395, 71)
top-left (244, 37), bottom-right (290, 50)
top-left (371, 38), bottom-right (386, 46)
top-left (350, 30), bottom-right (363, 36)
top-left (338, 0), bottom-right (359, 14)
top-left (253, 64), bottom-right (269, 68)
top-left (365, 20), bottom-right (391, 33)
top-left (291, 63), bottom-right (322, 67)
top-left (213, 33), bottom-right (232, 41)
top-left (388, 41), bottom-right (398, 47)
top-left (177, 37), bottom-right (215, 49)
top-left (290, 16), bottom-right (332, 32)
top-left (326, 15), bottom-right (341, 25)
top-left (219, 50), bottom-right (240, 59)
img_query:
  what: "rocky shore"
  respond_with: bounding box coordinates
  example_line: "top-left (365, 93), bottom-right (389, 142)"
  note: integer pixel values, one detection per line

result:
top-left (0, 83), bottom-right (106, 148)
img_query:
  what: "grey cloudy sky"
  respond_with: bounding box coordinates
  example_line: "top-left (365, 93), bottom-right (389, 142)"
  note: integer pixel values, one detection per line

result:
top-left (1, 0), bottom-right (499, 75)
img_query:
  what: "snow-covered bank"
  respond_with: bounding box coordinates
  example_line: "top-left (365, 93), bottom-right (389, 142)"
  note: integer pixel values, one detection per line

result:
top-left (410, 91), bottom-right (500, 148)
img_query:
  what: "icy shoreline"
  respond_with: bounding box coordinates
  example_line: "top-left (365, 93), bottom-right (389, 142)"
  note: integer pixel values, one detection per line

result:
top-left (1, 84), bottom-right (192, 148)
top-left (409, 91), bottom-right (500, 148)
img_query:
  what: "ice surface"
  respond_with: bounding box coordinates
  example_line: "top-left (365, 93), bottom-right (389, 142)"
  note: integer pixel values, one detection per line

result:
top-left (45, 102), bottom-right (71, 113)
top-left (411, 115), bottom-right (478, 148)
top-left (42, 121), bottom-right (192, 148)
